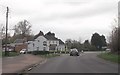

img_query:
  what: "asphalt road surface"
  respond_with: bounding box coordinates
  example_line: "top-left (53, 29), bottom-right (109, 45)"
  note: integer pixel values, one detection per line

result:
top-left (27, 52), bottom-right (118, 73)
top-left (0, 57), bottom-right (2, 74)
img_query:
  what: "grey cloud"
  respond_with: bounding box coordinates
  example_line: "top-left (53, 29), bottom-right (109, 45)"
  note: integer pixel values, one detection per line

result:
top-left (31, 2), bottom-right (116, 23)
top-left (8, 1), bottom-right (117, 23)
top-left (64, 4), bottom-right (116, 18)
top-left (61, 0), bottom-right (96, 5)
top-left (62, 3), bottom-right (116, 17)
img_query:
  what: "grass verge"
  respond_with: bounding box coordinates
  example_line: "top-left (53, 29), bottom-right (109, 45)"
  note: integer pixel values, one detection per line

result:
top-left (98, 52), bottom-right (120, 63)
top-left (2, 51), bottom-right (19, 57)
top-left (39, 53), bottom-right (60, 58)
top-left (0, 51), bottom-right (2, 57)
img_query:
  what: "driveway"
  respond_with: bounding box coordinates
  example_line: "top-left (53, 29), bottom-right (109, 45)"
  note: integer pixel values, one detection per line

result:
top-left (2, 54), bottom-right (46, 73)
top-left (27, 52), bottom-right (118, 73)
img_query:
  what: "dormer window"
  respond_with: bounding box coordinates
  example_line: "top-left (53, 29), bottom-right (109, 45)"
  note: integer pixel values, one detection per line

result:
top-left (43, 41), bottom-right (47, 46)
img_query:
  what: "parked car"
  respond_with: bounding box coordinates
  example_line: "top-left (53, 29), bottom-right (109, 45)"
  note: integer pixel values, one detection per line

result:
top-left (20, 49), bottom-right (27, 54)
top-left (70, 48), bottom-right (79, 56)
top-left (81, 50), bottom-right (84, 53)
top-left (106, 48), bottom-right (111, 52)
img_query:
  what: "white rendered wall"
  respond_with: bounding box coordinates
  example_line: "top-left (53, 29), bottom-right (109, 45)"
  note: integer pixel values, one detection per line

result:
top-left (58, 45), bottom-right (65, 51)
top-left (27, 41), bottom-right (34, 51)
top-left (34, 36), bottom-right (48, 51)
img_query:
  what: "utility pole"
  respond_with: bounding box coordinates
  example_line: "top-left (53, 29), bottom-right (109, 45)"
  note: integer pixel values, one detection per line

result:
top-left (5, 7), bottom-right (9, 56)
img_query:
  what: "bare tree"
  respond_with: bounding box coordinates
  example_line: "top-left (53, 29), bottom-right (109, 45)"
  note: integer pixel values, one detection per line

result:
top-left (0, 24), bottom-right (5, 39)
top-left (65, 39), bottom-right (72, 50)
top-left (109, 19), bottom-right (119, 53)
top-left (13, 20), bottom-right (32, 37)
top-left (78, 37), bottom-right (82, 44)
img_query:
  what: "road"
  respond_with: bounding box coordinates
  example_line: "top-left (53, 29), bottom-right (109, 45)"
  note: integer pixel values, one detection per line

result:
top-left (27, 52), bottom-right (118, 73)
top-left (0, 57), bottom-right (2, 75)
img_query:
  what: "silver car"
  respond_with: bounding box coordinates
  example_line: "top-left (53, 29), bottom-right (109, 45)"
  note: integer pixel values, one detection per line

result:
top-left (70, 48), bottom-right (79, 56)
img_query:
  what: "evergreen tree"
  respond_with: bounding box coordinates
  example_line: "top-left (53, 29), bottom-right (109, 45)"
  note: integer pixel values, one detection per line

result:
top-left (91, 33), bottom-right (107, 50)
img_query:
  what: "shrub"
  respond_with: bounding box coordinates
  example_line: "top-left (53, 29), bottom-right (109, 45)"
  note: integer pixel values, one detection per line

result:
top-left (32, 51), bottom-right (49, 55)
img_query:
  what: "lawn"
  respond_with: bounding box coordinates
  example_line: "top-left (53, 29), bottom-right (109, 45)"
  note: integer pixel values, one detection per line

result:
top-left (2, 51), bottom-right (19, 57)
top-left (98, 52), bottom-right (120, 63)
top-left (39, 53), bottom-right (60, 58)
top-left (0, 51), bottom-right (2, 57)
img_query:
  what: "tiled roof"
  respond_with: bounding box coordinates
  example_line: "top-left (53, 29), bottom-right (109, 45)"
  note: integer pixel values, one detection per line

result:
top-left (34, 31), bottom-right (44, 39)
top-left (44, 31), bottom-right (58, 40)
top-left (44, 35), bottom-right (58, 40)
top-left (58, 39), bottom-right (64, 44)
top-left (14, 39), bottom-right (24, 43)
top-left (34, 31), bottom-right (64, 45)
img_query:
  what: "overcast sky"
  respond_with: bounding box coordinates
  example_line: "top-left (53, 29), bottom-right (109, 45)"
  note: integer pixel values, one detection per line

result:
top-left (0, 0), bottom-right (119, 42)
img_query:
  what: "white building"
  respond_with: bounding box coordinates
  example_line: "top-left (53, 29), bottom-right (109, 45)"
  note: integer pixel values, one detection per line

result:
top-left (27, 31), bottom-right (65, 52)
top-left (57, 39), bottom-right (65, 51)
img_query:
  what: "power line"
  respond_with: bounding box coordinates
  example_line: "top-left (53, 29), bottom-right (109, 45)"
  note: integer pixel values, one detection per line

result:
top-left (0, 4), bottom-right (7, 14)
top-left (0, 4), bottom-right (6, 8)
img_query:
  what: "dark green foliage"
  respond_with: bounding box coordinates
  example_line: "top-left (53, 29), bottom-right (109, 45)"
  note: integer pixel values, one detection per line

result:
top-left (65, 39), bottom-right (82, 52)
top-left (91, 33), bottom-right (107, 50)
top-left (101, 35), bottom-right (107, 46)
top-left (91, 33), bottom-right (101, 49)
top-left (65, 33), bottom-right (107, 51)
top-left (89, 45), bottom-right (98, 51)
top-left (32, 51), bottom-right (49, 55)
top-left (83, 40), bottom-right (91, 51)
top-left (61, 51), bottom-right (69, 53)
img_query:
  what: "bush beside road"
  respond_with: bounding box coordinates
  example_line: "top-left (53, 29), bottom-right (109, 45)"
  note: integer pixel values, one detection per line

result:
top-left (30, 50), bottom-right (69, 55)
top-left (28, 51), bottom-right (61, 58)
top-left (27, 51), bottom-right (67, 58)
top-left (98, 52), bottom-right (120, 63)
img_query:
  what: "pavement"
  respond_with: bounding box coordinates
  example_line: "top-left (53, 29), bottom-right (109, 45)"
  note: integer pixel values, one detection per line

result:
top-left (27, 52), bottom-right (119, 73)
top-left (2, 54), bottom-right (46, 73)
top-left (0, 57), bottom-right (2, 75)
